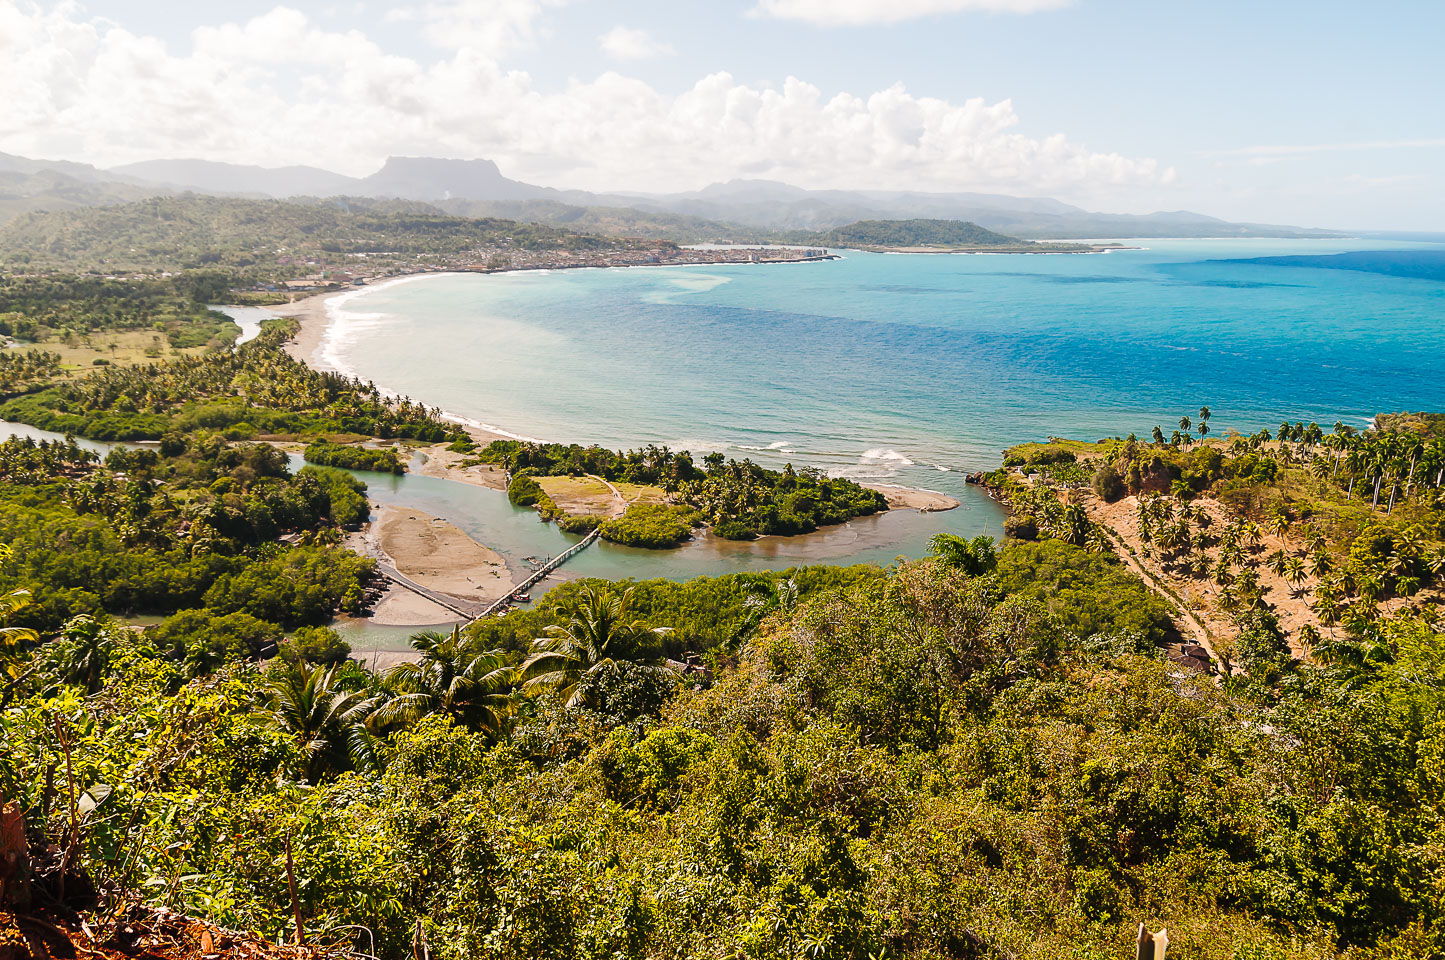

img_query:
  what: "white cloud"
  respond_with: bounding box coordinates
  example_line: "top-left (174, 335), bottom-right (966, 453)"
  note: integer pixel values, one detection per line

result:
top-left (419, 0), bottom-right (567, 56)
top-left (751, 0), bottom-right (1074, 26)
top-left (598, 25), bottom-right (674, 61)
top-left (0, 3), bottom-right (1168, 197)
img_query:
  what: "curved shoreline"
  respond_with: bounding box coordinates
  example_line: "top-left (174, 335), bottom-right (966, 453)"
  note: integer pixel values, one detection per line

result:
top-left (270, 277), bottom-right (962, 513)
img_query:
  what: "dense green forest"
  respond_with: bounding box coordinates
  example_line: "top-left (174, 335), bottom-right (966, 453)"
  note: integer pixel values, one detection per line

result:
top-left (0, 195), bottom-right (630, 275)
top-left (3, 218), bottom-right (1445, 958)
top-left (487, 440), bottom-right (888, 542)
top-left (0, 319), bottom-right (460, 442)
top-left (0, 434), bottom-right (374, 662)
top-left (810, 218), bottom-right (1021, 247)
top-left (6, 526), bottom-right (1445, 957)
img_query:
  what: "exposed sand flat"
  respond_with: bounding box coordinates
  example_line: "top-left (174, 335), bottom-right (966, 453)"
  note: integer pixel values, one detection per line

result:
top-left (863, 484), bottom-right (960, 512)
top-left (412, 440), bottom-right (510, 490)
top-left (374, 504), bottom-right (514, 602)
top-left (367, 587), bottom-right (459, 626)
top-left (354, 649), bottom-right (429, 670)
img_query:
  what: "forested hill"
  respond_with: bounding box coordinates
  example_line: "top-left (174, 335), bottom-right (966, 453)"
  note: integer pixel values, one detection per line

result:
top-left (810, 218), bottom-right (1026, 248)
top-left (0, 195), bottom-right (624, 274)
top-left (802, 218), bottom-right (1110, 252)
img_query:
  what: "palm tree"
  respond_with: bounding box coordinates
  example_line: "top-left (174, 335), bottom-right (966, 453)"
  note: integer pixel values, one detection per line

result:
top-left (1313, 628), bottom-right (1394, 683)
top-left (262, 663), bottom-right (380, 782)
top-left (374, 626), bottom-right (518, 736)
top-left (523, 586), bottom-right (677, 708)
top-left (50, 615), bottom-right (112, 694)
top-left (929, 534), bottom-right (998, 575)
top-left (0, 587), bottom-right (38, 678)
top-left (1266, 549), bottom-right (1289, 579)
top-left (1241, 520), bottom-right (1263, 550)
top-left (736, 576), bottom-right (801, 640)
top-left (1297, 624), bottom-right (1321, 652)
top-left (1428, 548), bottom-right (1445, 582)
top-left (1284, 555), bottom-right (1306, 595)
top-left (1057, 503), bottom-right (1091, 547)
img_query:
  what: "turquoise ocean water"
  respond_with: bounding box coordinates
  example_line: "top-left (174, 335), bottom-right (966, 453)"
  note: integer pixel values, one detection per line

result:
top-left (307, 236), bottom-right (1445, 586)
top-left (331, 238), bottom-right (1445, 482)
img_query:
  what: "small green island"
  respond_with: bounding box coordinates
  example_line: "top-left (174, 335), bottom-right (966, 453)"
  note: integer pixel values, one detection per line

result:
top-left (796, 218), bottom-right (1121, 253)
top-left (480, 439), bottom-right (889, 548)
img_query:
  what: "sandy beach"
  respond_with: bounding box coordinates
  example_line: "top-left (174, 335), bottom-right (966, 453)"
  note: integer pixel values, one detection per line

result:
top-left (368, 589), bottom-right (458, 626)
top-left (355, 504), bottom-right (516, 626)
top-left (276, 289), bottom-right (347, 370)
top-left (863, 484), bottom-right (960, 512)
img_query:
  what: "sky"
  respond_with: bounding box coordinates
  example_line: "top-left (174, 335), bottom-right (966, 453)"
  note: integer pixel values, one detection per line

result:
top-left (1, 0), bottom-right (1441, 230)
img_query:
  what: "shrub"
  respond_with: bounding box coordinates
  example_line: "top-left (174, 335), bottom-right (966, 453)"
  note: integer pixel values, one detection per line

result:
top-left (1003, 513), bottom-right (1038, 540)
top-left (508, 474), bottom-right (544, 507)
top-left (304, 440), bottom-right (405, 475)
top-left (599, 504), bottom-right (699, 548)
top-left (150, 608), bottom-right (282, 674)
top-left (278, 625), bottom-right (352, 665)
top-left (713, 519), bottom-right (758, 541)
top-left (1092, 461), bottom-right (1125, 502)
top-left (995, 539), bottom-right (1174, 645)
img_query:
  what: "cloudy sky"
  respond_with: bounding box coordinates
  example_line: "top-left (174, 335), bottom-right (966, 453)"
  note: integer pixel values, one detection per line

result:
top-left (2, 0), bottom-right (1441, 229)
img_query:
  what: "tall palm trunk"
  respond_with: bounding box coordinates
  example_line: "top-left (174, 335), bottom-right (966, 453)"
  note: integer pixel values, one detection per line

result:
top-left (1372, 474), bottom-right (1382, 509)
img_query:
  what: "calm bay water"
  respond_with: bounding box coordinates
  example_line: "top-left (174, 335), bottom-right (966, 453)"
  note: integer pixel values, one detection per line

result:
top-left (332, 238), bottom-right (1445, 488)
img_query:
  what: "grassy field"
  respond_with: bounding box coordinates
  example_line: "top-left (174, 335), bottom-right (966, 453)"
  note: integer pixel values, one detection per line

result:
top-left (1003, 437), bottom-right (1112, 465)
top-left (12, 329), bottom-right (219, 373)
top-left (615, 481), bottom-right (669, 504)
top-left (536, 475), bottom-right (620, 516)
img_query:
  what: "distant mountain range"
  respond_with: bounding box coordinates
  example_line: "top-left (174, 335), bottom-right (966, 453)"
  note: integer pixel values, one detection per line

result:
top-left (0, 151), bottom-right (1343, 241)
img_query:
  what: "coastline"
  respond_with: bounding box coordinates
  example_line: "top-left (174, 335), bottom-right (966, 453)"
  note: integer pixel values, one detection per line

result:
top-left (271, 279), bottom-right (963, 516)
top-left (260, 268), bottom-right (965, 623)
top-left (278, 287), bottom-right (346, 370)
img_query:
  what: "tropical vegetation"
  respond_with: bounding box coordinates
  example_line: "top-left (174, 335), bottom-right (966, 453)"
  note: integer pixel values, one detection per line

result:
top-left (491, 440), bottom-right (888, 541)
